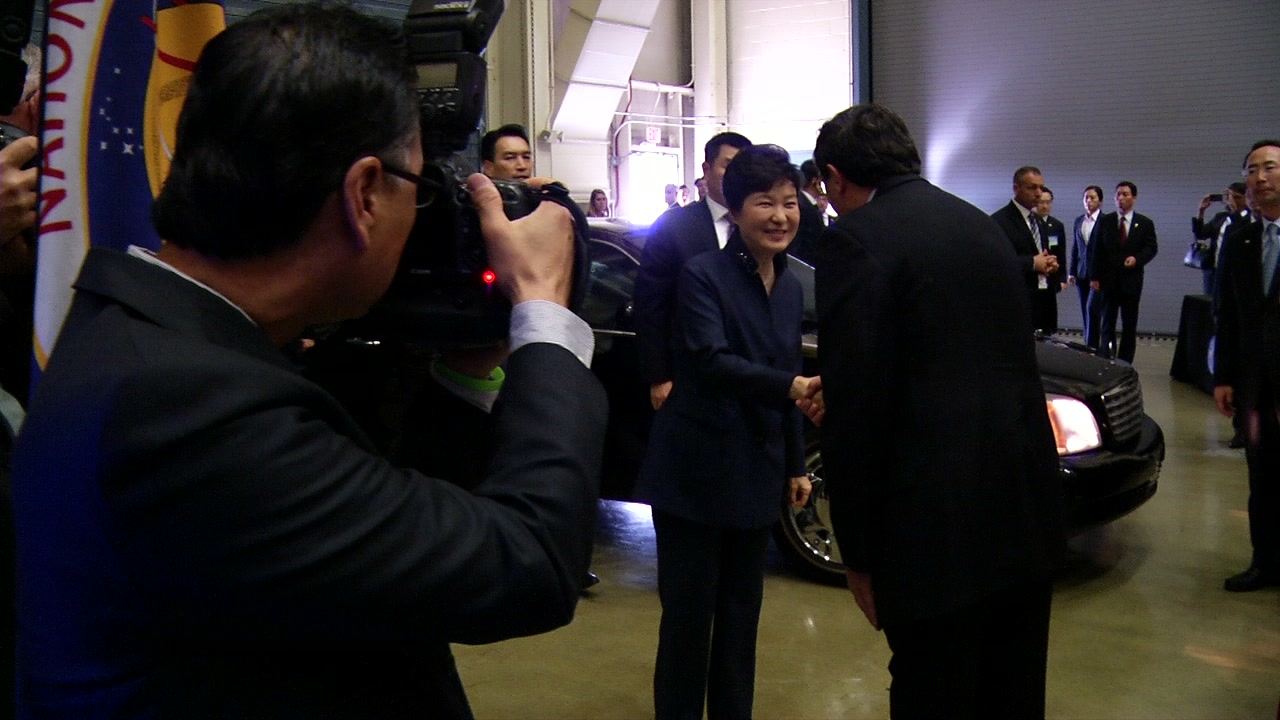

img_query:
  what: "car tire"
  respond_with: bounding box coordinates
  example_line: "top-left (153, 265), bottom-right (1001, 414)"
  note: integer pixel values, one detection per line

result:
top-left (773, 440), bottom-right (847, 586)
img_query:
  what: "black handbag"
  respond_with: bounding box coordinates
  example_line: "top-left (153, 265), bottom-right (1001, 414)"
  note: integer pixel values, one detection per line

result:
top-left (1184, 241), bottom-right (1209, 269)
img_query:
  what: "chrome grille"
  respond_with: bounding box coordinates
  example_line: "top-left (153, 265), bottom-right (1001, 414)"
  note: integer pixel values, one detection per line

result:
top-left (1101, 375), bottom-right (1144, 445)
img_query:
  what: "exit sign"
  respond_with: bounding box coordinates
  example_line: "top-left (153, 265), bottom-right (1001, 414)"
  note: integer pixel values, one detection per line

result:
top-left (645, 126), bottom-right (662, 144)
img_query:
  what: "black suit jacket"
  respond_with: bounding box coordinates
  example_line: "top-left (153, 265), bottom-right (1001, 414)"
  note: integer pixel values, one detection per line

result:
top-left (635, 233), bottom-right (806, 529)
top-left (789, 192), bottom-right (826, 266)
top-left (634, 199), bottom-right (720, 384)
top-left (11, 248), bottom-right (606, 719)
top-left (990, 201), bottom-right (1065, 291)
top-left (1071, 213), bottom-right (1101, 281)
top-left (817, 176), bottom-right (1065, 626)
top-left (1088, 211), bottom-right (1159, 295)
top-left (1214, 215), bottom-right (1280, 411)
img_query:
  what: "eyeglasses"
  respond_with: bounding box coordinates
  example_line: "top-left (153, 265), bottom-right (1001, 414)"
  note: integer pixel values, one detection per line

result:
top-left (382, 162), bottom-right (444, 208)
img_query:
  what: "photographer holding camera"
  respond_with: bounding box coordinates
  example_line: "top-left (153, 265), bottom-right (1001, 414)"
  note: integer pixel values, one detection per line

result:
top-left (10, 5), bottom-right (605, 718)
top-left (0, 42), bottom-right (41, 406)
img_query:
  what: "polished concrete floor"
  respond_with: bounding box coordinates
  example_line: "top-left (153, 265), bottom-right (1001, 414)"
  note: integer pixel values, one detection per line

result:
top-left (454, 338), bottom-right (1280, 719)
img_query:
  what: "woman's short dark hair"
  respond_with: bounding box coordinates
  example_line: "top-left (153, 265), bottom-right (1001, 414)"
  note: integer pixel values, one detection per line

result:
top-left (151, 3), bottom-right (420, 260)
top-left (721, 144), bottom-right (797, 214)
top-left (813, 104), bottom-right (921, 188)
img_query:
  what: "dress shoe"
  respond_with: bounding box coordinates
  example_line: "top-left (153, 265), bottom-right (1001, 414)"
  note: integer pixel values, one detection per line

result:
top-left (1228, 432), bottom-right (1246, 449)
top-left (1223, 566), bottom-right (1280, 592)
top-left (579, 571), bottom-right (600, 596)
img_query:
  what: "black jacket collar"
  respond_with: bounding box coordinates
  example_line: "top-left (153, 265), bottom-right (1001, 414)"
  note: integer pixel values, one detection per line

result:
top-left (724, 229), bottom-right (790, 281)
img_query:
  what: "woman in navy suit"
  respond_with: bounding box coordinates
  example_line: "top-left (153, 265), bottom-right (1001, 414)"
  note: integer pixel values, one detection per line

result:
top-left (635, 144), bottom-right (817, 720)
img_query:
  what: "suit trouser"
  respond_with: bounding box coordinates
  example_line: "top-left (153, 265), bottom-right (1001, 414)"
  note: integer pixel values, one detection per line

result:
top-left (1243, 396), bottom-right (1280, 574)
top-left (1076, 283), bottom-right (1096, 344)
top-left (1094, 288), bottom-right (1141, 362)
top-left (882, 578), bottom-right (1053, 720)
top-left (652, 509), bottom-right (770, 720)
top-left (1029, 288), bottom-right (1058, 335)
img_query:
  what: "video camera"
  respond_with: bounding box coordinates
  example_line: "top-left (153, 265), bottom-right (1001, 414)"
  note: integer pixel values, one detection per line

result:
top-left (361, 0), bottom-right (590, 347)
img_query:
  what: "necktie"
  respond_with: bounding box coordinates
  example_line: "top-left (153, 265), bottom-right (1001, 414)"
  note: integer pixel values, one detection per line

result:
top-left (1028, 213), bottom-right (1042, 250)
top-left (1263, 223), bottom-right (1280, 295)
top-left (1119, 216), bottom-right (1128, 247)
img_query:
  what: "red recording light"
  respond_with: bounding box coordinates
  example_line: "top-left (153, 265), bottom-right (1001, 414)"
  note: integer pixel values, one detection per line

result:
top-left (482, 270), bottom-right (497, 285)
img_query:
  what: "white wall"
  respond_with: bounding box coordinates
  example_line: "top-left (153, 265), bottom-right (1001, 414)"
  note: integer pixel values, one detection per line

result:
top-left (726, 0), bottom-right (852, 154)
top-left (872, 0), bottom-right (1280, 335)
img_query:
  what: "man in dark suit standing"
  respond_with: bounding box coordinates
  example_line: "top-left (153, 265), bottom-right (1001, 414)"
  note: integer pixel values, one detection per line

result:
top-left (788, 159), bottom-right (827, 265)
top-left (991, 166), bottom-right (1062, 334)
top-left (1214, 139), bottom-right (1280, 593)
top-left (635, 131), bottom-right (751, 411)
top-left (1088, 181), bottom-right (1159, 362)
top-left (1035, 186), bottom-right (1069, 332)
top-left (8, 6), bottom-right (606, 718)
top-left (813, 104), bottom-right (1066, 720)
top-left (1071, 185), bottom-right (1104, 347)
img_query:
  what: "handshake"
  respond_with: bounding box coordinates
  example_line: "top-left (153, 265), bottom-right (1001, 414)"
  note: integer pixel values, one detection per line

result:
top-left (790, 375), bottom-right (824, 426)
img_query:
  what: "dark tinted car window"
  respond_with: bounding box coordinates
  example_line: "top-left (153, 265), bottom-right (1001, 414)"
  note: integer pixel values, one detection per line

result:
top-left (583, 239), bottom-right (638, 332)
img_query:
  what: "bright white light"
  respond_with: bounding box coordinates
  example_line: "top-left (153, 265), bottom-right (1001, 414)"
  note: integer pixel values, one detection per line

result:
top-left (622, 148), bottom-right (680, 224)
top-left (1045, 395), bottom-right (1102, 455)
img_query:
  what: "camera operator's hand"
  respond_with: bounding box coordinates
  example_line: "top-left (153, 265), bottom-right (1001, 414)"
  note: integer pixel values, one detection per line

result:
top-left (1, 136), bottom-right (39, 243)
top-left (467, 173), bottom-right (574, 308)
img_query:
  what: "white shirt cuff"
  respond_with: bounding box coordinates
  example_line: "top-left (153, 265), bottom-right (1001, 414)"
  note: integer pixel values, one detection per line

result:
top-left (509, 300), bottom-right (595, 369)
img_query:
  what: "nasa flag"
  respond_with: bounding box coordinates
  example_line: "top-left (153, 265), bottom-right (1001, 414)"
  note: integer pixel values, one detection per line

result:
top-left (35, 0), bottom-right (224, 371)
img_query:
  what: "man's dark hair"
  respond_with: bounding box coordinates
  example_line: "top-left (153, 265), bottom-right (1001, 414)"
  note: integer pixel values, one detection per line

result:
top-left (1084, 185), bottom-right (1104, 201)
top-left (1013, 166), bottom-right (1042, 185)
top-left (1243, 139), bottom-right (1280, 168)
top-left (813, 104), bottom-right (921, 188)
top-left (152, 4), bottom-right (418, 260)
top-left (1117, 180), bottom-right (1138, 196)
top-left (480, 123), bottom-right (530, 162)
top-left (1229, 181), bottom-right (1248, 195)
top-left (1040, 186), bottom-right (1053, 199)
top-left (722, 144), bottom-right (797, 214)
top-left (704, 132), bottom-right (752, 166)
top-left (800, 159), bottom-right (820, 184)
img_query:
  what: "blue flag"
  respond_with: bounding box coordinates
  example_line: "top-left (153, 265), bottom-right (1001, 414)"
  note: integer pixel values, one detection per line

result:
top-left (35, 0), bottom-right (225, 370)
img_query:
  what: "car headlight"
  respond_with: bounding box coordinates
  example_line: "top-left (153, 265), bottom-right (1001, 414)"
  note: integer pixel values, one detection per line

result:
top-left (1046, 394), bottom-right (1102, 455)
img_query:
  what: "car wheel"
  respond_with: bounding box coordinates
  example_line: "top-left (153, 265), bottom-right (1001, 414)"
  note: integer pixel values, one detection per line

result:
top-left (773, 441), bottom-right (847, 585)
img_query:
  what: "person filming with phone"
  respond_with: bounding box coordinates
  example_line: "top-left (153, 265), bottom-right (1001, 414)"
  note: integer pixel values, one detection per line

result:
top-left (1190, 182), bottom-right (1249, 296)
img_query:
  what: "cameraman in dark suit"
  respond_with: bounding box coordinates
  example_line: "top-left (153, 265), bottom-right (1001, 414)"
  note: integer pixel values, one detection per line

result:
top-left (0, 43), bottom-right (42, 406)
top-left (634, 131), bottom-right (750, 411)
top-left (814, 104), bottom-right (1066, 720)
top-left (1088, 181), bottom-right (1159, 363)
top-left (10, 6), bottom-right (605, 718)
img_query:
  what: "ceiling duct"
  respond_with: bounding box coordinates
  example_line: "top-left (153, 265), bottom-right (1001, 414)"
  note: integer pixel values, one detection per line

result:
top-left (550, 0), bottom-right (661, 140)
